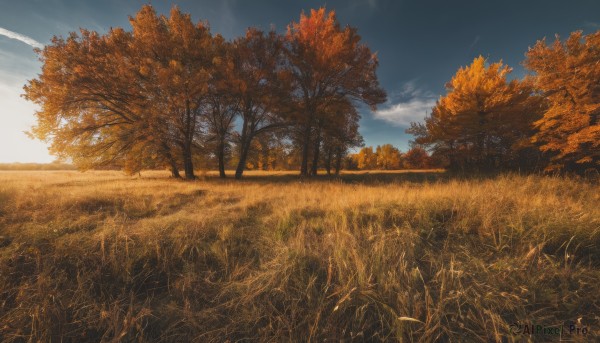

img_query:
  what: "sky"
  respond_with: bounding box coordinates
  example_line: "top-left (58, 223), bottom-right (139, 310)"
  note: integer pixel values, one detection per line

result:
top-left (1, 0), bottom-right (599, 163)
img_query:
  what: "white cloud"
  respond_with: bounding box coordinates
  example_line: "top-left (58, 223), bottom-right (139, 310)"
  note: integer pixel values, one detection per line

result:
top-left (0, 27), bottom-right (44, 49)
top-left (374, 98), bottom-right (436, 127)
top-left (373, 81), bottom-right (437, 127)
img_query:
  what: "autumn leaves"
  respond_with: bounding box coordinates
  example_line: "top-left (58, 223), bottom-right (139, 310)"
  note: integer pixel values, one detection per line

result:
top-left (23, 5), bottom-right (599, 177)
top-left (410, 31), bottom-right (600, 173)
top-left (24, 6), bottom-right (386, 179)
top-left (524, 31), bottom-right (600, 171)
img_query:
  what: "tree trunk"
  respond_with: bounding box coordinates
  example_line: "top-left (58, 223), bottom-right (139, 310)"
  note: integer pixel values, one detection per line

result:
top-left (310, 129), bottom-right (321, 176)
top-left (235, 141), bottom-right (251, 179)
top-left (182, 144), bottom-right (195, 180)
top-left (261, 143), bottom-right (269, 171)
top-left (217, 139), bottom-right (226, 178)
top-left (325, 147), bottom-right (332, 175)
top-left (300, 122), bottom-right (312, 177)
top-left (334, 147), bottom-right (342, 176)
top-left (477, 110), bottom-right (487, 171)
top-left (183, 99), bottom-right (196, 180)
top-left (170, 163), bottom-right (181, 178)
top-left (235, 119), bottom-right (251, 180)
top-left (162, 142), bottom-right (180, 178)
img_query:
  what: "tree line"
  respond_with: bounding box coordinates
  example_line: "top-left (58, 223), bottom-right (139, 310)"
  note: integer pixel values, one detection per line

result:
top-left (409, 31), bottom-right (599, 173)
top-left (24, 5), bottom-right (599, 177)
top-left (345, 145), bottom-right (437, 170)
top-left (24, 5), bottom-right (386, 180)
top-left (195, 143), bottom-right (437, 173)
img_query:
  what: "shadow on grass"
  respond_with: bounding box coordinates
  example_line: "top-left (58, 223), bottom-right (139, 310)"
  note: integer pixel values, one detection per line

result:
top-left (202, 170), bottom-right (455, 185)
top-left (218, 169), bottom-right (539, 185)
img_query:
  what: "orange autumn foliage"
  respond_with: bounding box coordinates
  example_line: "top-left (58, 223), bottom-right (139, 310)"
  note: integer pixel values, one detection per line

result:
top-left (24, 5), bottom-right (215, 179)
top-left (524, 30), bottom-right (600, 171)
top-left (285, 8), bottom-right (386, 176)
top-left (408, 56), bottom-right (545, 171)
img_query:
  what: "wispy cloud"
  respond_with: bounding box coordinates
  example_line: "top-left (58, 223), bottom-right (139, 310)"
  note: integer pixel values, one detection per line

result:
top-left (367, 0), bottom-right (379, 9)
top-left (469, 35), bottom-right (481, 50)
top-left (585, 21), bottom-right (600, 29)
top-left (345, 0), bottom-right (381, 15)
top-left (373, 81), bottom-right (437, 127)
top-left (374, 98), bottom-right (436, 126)
top-left (0, 27), bottom-right (44, 49)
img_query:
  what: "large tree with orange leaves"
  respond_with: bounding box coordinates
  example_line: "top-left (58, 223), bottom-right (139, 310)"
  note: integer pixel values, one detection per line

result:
top-left (229, 28), bottom-right (291, 179)
top-left (23, 27), bottom-right (151, 173)
top-left (524, 30), bottom-right (600, 171)
top-left (285, 8), bottom-right (386, 176)
top-left (24, 5), bottom-right (215, 179)
top-left (408, 56), bottom-right (545, 171)
top-left (203, 35), bottom-right (237, 179)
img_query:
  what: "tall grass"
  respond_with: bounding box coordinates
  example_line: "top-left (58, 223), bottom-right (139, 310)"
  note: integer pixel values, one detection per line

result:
top-left (0, 170), bottom-right (598, 342)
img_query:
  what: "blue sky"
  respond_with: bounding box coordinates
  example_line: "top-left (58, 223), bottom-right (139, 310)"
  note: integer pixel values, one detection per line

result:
top-left (1, 0), bottom-right (599, 162)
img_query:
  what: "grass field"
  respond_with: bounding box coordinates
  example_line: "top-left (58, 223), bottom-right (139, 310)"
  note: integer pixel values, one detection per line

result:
top-left (0, 170), bottom-right (599, 342)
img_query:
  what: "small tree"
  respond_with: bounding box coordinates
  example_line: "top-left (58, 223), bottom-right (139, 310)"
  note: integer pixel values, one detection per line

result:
top-left (375, 144), bottom-right (402, 170)
top-left (355, 147), bottom-right (378, 169)
top-left (403, 147), bottom-right (430, 169)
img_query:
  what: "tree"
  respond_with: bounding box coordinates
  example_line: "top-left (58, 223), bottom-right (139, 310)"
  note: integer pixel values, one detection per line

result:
top-left (229, 28), bottom-right (290, 179)
top-left (24, 5), bottom-right (215, 179)
top-left (204, 36), bottom-right (236, 178)
top-left (244, 131), bottom-right (285, 171)
top-left (354, 147), bottom-right (378, 169)
top-left (343, 155), bottom-right (359, 170)
top-left (333, 118), bottom-right (364, 175)
top-left (375, 144), bottom-right (401, 170)
top-left (130, 6), bottom-right (215, 179)
top-left (323, 109), bottom-right (363, 175)
top-left (23, 27), bottom-right (148, 172)
top-left (524, 30), bottom-right (600, 171)
top-left (403, 147), bottom-right (430, 169)
top-left (285, 8), bottom-right (386, 176)
top-left (408, 56), bottom-right (544, 172)
top-left (312, 97), bottom-right (363, 175)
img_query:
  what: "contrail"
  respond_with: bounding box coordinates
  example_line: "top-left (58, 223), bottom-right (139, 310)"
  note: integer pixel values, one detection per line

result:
top-left (0, 27), bottom-right (44, 49)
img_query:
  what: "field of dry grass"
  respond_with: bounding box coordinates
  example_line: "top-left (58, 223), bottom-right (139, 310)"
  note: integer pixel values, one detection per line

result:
top-left (0, 170), bottom-right (598, 342)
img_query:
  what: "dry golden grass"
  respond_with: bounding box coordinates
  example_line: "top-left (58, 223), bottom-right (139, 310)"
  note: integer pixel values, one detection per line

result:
top-left (0, 170), bottom-right (598, 342)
